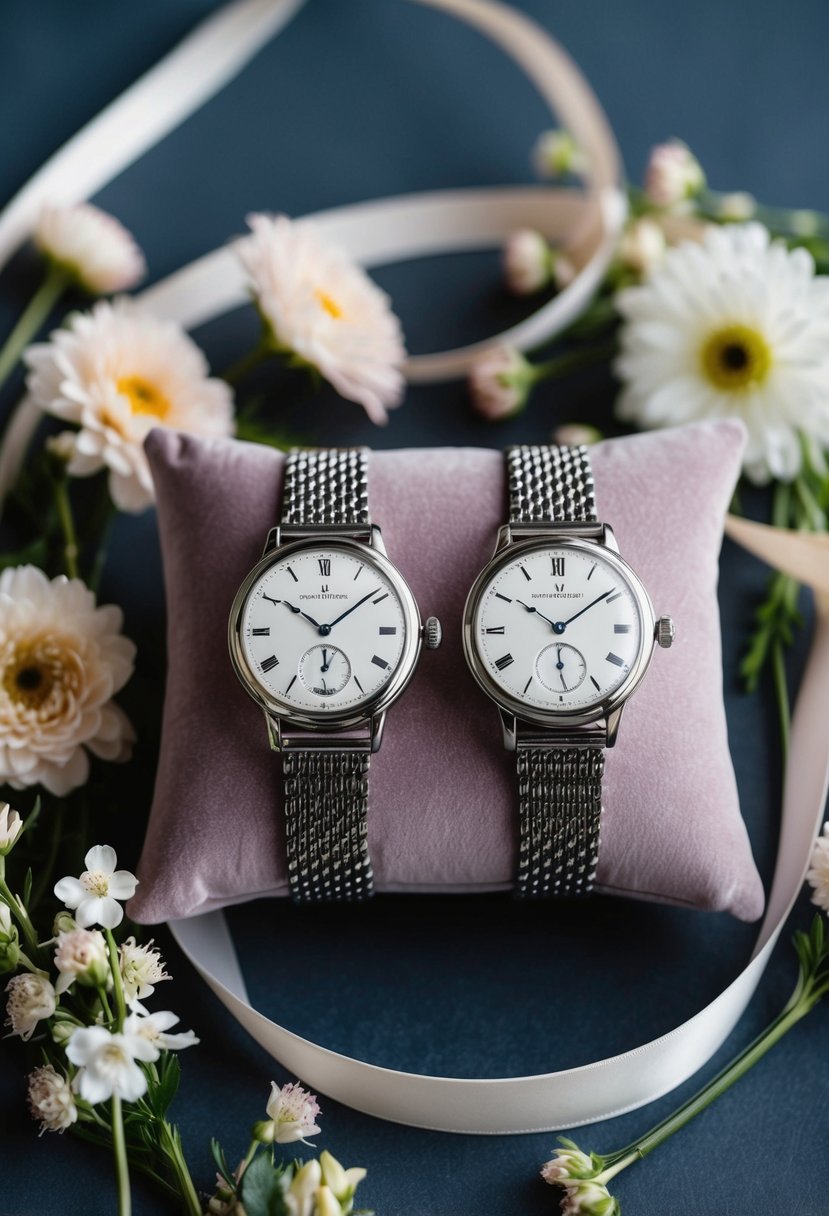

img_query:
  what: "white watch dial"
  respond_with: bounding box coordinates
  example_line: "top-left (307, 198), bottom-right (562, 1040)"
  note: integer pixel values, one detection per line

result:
top-left (239, 546), bottom-right (407, 714)
top-left (473, 545), bottom-right (644, 712)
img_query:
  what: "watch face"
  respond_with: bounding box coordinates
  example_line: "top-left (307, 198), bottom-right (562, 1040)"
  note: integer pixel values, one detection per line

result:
top-left (468, 542), bottom-right (652, 717)
top-left (235, 543), bottom-right (410, 717)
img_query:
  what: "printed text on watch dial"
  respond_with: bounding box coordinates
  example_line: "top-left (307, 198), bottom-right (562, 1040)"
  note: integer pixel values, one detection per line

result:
top-left (475, 547), bottom-right (643, 710)
top-left (241, 549), bottom-right (406, 711)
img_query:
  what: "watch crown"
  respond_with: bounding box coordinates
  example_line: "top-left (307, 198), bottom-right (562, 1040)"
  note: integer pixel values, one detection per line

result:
top-left (655, 616), bottom-right (675, 649)
top-left (423, 616), bottom-right (442, 650)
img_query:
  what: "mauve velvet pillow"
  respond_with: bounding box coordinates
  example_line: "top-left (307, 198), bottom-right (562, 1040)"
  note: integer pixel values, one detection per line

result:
top-left (130, 420), bottom-right (764, 924)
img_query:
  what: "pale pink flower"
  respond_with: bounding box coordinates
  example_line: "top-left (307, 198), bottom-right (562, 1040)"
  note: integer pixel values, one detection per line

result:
top-left (469, 345), bottom-right (536, 420)
top-left (235, 213), bottom-right (405, 424)
top-left (25, 298), bottom-right (234, 512)
top-left (0, 566), bottom-right (135, 796)
top-left (5, 973), bottom-right (56, 1040)
top-left (27, 1065), bottom-right (78, 1134)
top-left (67, 1023), bottom-right (156, 1104)
top-left (54, 844), bottom-right (137, 930)
top-left (644, 140), bottom-right (705, 208)
top-left (807, 822), bottom-right (829, 913)
top-left (119, 936), bottom-right (170, 1003)
top-left (54, 927), bottom-right (109, 994)
top-left (560, 1180), bottom-right (618, 1215)
top-left (34, 203), bottom-right (146, 295)
top-left (264, 1081), bottom-right (321, 1144)
top-left (503, 229), bottom-right (552, 295)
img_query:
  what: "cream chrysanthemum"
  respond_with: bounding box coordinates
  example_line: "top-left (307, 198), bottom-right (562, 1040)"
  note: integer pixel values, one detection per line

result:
top-left (34, 203), bottom-right (146, 295)
top-left (614, 223), bottom-right (829, 482)
top-left (235, 213), bottom-right (406, 424)
top-left (25, 299), bottom-right (235, 512)
top-left (0, 566), bottom-right (135, 795)
top-left (807, 822), bottom-right (829, 913)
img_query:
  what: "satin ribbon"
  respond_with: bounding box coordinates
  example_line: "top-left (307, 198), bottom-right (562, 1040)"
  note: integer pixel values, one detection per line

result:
top-left (1, 0), bottom-right (826, 1133)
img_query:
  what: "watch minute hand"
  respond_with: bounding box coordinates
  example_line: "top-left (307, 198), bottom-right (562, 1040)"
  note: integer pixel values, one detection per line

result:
top-left (325, 588), bottom-right (381, 631)
top-left (561, 589), bottom-right (612, 628)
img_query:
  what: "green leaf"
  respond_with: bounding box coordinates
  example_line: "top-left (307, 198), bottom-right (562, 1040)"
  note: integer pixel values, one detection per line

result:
top-left (145, 1053), bottom-right (181, 1118)
top-left (211, 1137), bottom-right (235, 1191)
top-left (22, 867), bottom-right (32, 908)
top-left (240, 1152), bottom-right (289, 1216)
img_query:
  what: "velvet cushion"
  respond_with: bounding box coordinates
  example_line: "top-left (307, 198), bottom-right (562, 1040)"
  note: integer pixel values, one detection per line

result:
top-left (130, 420), bottom-right (764, 924)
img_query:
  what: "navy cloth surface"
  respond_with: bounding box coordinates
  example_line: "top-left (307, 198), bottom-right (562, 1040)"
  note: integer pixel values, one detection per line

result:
top-left (1, 1), bottom-right (828, 1213)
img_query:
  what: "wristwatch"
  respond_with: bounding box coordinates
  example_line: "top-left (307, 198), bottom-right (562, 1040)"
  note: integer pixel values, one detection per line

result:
top-left (229, 447), bottom-right (441, 905)
top-left (462, 444), bottom-right (674, 900)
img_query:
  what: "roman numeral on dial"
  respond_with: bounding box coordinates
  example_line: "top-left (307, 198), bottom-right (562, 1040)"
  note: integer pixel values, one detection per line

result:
top-left (495, 653), bottom-right (514, 671)
top-left (371, 655), bottom-right (390, 670)
top-left (252, 627), bottom-right (270, 636)
top-left (551, 557), bottom-right (565, 576)
top-left (318, 558), bottom-right (331, 576)
top-left (260, 655), bottom-right (279, 673)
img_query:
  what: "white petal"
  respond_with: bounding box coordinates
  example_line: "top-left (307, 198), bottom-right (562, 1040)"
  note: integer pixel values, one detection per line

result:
top-left (54, 876), bottom-right (85, 909)
top-left (84, 844), bottom-right (117, 875)
top-left (106, 870), bottom-right (138, 900)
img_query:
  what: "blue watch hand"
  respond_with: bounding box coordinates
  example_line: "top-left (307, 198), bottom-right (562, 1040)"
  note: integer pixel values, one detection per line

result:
top-left (281, 599), bottom-right (322, 630)
top-left (516, 598), bottom-right (557, 629)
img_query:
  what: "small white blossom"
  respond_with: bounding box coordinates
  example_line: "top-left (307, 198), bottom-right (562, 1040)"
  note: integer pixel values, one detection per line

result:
top-left (123, 1008), bottom-right (199, 1057)
top-left (119, 936), bottom-right (170, 1003)
top-left (717, 191), bottom-right (756, 222)
top-left (285, 1159), bottom-right (322, 1216)
top-left (27, 1065), bottom-right (78, 1134)
top-left (503, 229), bottom-right (552, 295)
top-left (320, 1150), bottom-right (366, 1206)
top-left (560, 1180), bottom-right (618, 1216)
top-left (262, 1081), bottom-right (321, 1145)
top-left (617, 217), bottom-right (666, 276)
top-left (54, 844), bottom-right (137, 930)
top-left (235, 214), bottom-right (405, 424)
top-left (5, 972), bottom-right (56, 1040)
top-left (807, 822), bottom-right (829, 913)
top-left (0, 903), bottom-right (19, 973)
top-left (0, 803), bottom-right (23, 855)
top-left (34, 203), bottom-right (146, 295)
top-left (469, 345), bottom-right (536, 420)
top-left (541, 1146), bottom-right (598, 1186)
top-left (66, 1024), bottom-right (156, 1104)
top-left (533, 129), bottom-right (588, 179)
top-left (314, 1187), bottom-right (341, 1216)
top-left (53, 927), bottom-right (109, 994)
top-left (644, 140), bottom-right (705, 208)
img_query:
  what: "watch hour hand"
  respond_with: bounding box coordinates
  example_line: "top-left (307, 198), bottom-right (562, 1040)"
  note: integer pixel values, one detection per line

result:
top-left (516, 598), bottom-right (557, 629)
top-left (281, 599), bottom-right (322, 630)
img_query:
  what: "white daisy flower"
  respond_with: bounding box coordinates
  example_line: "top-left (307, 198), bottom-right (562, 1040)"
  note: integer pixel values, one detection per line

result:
top-left (123, 1008), bottom-right (199, 1057)
top-left (54, 844), bottom-right (138, 930)
top-left (27, 1065), bottom-right (78, 1135)
top-left (0, 566), bottom-right (135, 795)
top-left (614, 223), bottom-right (829, 483)
top-left (5, 973), bottom-right (56, 1040)
top-left (25, 298), bottom-right (235, 512)
top-left (34, 203), bottom-right (146, 295)
top-left (234, 213), bottom-right (405, 424)
top-left (66, 1023), bottom-right (155, 1104)
top-left (807, 822), bottom-right (829, 913)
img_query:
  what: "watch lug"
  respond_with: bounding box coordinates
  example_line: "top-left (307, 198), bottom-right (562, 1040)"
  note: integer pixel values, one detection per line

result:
top-left (601, 523), bottom-right (619, 553)
top-left (493, 524), bottom-right (514, 555)
top-left (498, 707), bottom-right (518, 752)
top-left (606, 703), bottom-right (625, 748)
top-left (369, 525), bottom-right (387, 556)
top-left (263, 526), bottom-right (281, 555)
top-left (370, 711), bottom-right (387, 753)
top-left (264, 710), bottom-right (282, 752)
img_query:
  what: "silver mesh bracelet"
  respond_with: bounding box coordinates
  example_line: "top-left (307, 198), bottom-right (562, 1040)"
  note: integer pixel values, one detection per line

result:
top-left (280, 448), bottom-right (373, 903)
top-left (507, 444), bottom-right (603, 899)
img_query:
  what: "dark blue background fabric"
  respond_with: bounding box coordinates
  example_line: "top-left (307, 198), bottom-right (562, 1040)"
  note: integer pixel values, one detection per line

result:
top-left (1, 2), bottom-right (828, 1213)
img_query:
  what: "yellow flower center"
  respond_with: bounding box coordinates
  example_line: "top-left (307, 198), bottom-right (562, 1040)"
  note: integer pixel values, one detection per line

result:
top-left (315, 289), bottom-right (344, 320)
top-left (80, 870), bottom-right (110, 897)
top-left (699, 324), bottom-right (772, 392)
top-left (2, 637), bottom-right (80, 712)
top-left (116, 375), bottom-right (171, 419)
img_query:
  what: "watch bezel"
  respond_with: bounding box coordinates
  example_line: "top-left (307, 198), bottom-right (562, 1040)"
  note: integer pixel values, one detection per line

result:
top-left (229, 535), bottom-right (422, 732)
top-left (462, 535), bottom-right (657, 729)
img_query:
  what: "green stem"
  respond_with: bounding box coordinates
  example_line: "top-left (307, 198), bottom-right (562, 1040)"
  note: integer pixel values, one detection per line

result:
top-left (534, 340), bottom-right (618, 383)
top-left (52, 475), bottom-right (80, 579)
top-left (98, 985), bottom-right (115, 1026)
top-left (222, 342), bottom-right (270, 385)
top-left (104, 928), bottom-right (126, 1028)
top-left (600, 995), bottom-right (810, 1178)
top-left (111, 1093), bottom-right (132, 1216)
top-left (0, 875), bottom-right (43, 962)
top-left (0, 263), bottom-right (68, 397)
top-left (771, 638), bottom-right (791, 764)
top-left (159, 1121), bottom-right (203, 1216)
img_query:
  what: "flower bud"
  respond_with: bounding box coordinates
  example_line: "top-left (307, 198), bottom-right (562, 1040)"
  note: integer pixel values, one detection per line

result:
top-left (54, 928), bottom-right (109, 995)
top-left (0, 803), bottom-right (23, 855)
top-left (561, 1180), bottom-right (618, 1216)
top-left (52, 912), bottom-right (77, 937)
top-left (314, 1185), bottom-right (342, 1216)
top-left (469, 346), bottom-right (537, 421)
top-left (552, 424), bottom-right (602, 448)
top-left (617, 217), bottom-right (666, 276)
top-left (252, 1118), bottom-right (276, 1144)
top-left (533, 129), bottom-right (588, 179)
top-left (644, 140), bottom-right (705, 208)
top-left (717, 191), bottom-right (756, 222)
top-left (51, 1018), bottom-right (78, 1047)
top-left (503, 229), bottom-right (552, 295)
top-left (0, 904), bottom-right (20, 973)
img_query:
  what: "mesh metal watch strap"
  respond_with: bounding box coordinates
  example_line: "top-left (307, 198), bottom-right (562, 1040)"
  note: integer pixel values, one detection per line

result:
top-left (280, 447), bottom-right (373, 904)
top-left (507, 444), bottom-right (603, 899)
top-left (282, 447), bottom-right (369, 527)
top-left (283, 751), bottom-right (372, 903)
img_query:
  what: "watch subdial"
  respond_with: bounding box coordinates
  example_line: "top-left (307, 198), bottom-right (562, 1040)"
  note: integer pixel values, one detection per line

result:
top-left (535, 643), bottom-right (587, 694)
top-left (299, 644), bottom-right (351, 697)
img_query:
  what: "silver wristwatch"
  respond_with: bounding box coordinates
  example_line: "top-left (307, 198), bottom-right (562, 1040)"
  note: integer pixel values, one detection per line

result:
top-left (229, 447), bottom-right (441, 904)
top-left (463, 444), bottom-right (674, 899)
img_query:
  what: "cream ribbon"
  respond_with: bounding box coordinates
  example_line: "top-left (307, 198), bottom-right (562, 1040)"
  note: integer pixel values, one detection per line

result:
top-left (0, 0), bottom-right (826, 1133)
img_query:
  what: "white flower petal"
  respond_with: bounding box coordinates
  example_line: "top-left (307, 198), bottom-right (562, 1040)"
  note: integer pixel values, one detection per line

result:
top-left (54, 876), bottom-right (85, 908)
top-left (84, 844), bottom-right (117, 875)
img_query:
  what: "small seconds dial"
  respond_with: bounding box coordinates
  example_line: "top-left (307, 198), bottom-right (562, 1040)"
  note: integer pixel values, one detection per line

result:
top-left (240, 546), bottom-right (406, 714)
top-left (474, 545), bottom-right (644, 712)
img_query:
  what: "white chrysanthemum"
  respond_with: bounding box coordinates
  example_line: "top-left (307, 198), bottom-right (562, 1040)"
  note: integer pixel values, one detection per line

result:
top-left (27, 1065), bottom-right (78, 1135)
top-left (34, 203), bottom-right (146, 295)
top-left (807, 822), bottom-right (829, 913)
top-left (614, 223), bottom-right (829, 483)
top-left (235, 214), bottom-right (405, 424)
top-left (25, 299), bottom-right (235, 512)
top-left (0, 567), bottom-right (135, 795)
